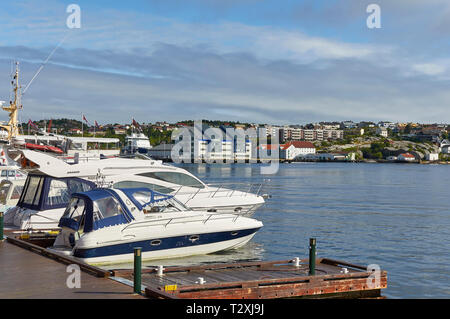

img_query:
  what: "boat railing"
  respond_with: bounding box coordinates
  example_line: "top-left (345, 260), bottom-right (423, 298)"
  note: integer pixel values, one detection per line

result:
top-left (121, 213), bottom-right (242, 232)
top-left (173, 182), bottom-right (266, 205)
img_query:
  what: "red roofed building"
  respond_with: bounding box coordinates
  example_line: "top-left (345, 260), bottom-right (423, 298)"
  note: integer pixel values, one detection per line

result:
top-left (281, 141), bottom-right (316, 160)
top-left (398, 153), bottom-right (416, 162)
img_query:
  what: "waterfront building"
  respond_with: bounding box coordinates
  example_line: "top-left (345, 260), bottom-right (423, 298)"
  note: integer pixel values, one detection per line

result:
top-left (172, 124), bottom-right (252, 162)
top-left (281, 141), bottom-right (316, 160)
top-left (281, 127), bottom-right (343, 142)
top-left (398, 153), bottom-right (416, 161)
top-left (425, 153), bottom-right (439, 161)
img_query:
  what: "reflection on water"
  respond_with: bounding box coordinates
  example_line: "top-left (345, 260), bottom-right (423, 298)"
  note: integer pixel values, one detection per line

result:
top-left (105, 162), bottom-right (450, 298)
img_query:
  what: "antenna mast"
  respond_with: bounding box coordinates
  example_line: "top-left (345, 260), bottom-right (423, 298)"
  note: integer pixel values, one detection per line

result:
top-left (0, 61), bottom-right (22, 140)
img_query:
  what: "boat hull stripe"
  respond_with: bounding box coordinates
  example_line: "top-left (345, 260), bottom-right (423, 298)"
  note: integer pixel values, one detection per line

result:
top-left (73, 227), bottom-right (261, 259)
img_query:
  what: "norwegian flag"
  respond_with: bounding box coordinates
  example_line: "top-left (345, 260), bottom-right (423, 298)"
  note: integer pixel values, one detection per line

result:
top-left (28, 119), bottom-right (39, 131)
top-left (132, 118), bottom-right (141, 129)
top-left (94, 120), bottom-right (100, 129)
top-left (82, 114), bottom-right (90, 126)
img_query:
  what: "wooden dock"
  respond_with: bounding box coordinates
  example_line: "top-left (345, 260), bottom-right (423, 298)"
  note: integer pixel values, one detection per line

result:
top-left (0, 237), bottom-right (144, 299)
top-left (112, 258), bottom-right (387, 299)
top-left (1, 233), bottom-right (387, 299)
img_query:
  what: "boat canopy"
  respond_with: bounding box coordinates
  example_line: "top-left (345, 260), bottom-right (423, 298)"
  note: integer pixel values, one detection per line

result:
top-left (59, 188), bottom-right (135, 233)
top-left (18, 174), bottom-right (95, 211)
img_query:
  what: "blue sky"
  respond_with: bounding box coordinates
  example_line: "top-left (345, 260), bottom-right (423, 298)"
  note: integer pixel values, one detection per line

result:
top-left (1, 0), bottom-right (450, 125)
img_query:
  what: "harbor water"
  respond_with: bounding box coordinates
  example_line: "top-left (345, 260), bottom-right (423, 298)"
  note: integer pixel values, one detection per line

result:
top-left (113, 162), bottom-right (450, 299)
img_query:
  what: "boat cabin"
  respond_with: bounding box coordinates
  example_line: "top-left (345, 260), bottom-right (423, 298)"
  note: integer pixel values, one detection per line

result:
top-left (58, 188), bottom-right (186, 234)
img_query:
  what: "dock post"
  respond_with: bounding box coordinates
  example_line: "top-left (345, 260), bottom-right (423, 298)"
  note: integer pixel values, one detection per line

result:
top-left (309, 238), bottom-right (316, 275)
top-left (0, 211), bottom-right (4, 241)
top-left (133, 247), bottom-right (142, 294)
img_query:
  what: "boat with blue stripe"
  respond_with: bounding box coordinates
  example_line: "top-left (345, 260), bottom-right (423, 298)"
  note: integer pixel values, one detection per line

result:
top-left (51, 187), bottom-right (263, 264)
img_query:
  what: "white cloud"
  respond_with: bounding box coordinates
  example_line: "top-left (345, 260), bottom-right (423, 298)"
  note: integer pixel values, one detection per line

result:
top-left (412, 63), bottom-right (447, 76)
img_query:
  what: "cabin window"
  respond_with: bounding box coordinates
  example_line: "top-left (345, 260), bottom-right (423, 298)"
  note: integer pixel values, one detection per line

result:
top-left (93, 197), bottom-right (124, 220)
top-left (47, 179), bottom-right (70, 206)
top-left (45, 178), bottom-right (94, 207)
top-left (137, 172), bottom-right (205, 189)
top-left (20, 175), bottom-right (44, 206)
top-left (113, 181), bottom-right (175, 194)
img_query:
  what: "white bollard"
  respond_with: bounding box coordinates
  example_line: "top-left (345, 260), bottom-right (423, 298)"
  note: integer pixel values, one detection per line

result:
top-left (156, 265), bottom-right (165, 276)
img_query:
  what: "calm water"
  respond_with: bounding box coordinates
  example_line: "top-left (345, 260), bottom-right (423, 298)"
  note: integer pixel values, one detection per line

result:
top-left (112, 162), bottom-right (450, 298)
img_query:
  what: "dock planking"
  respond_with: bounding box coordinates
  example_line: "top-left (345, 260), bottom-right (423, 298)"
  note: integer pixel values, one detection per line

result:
top-left (113, 259), bottom-right (387, 299)
top-left (0, 239), bottom-right (144, 299)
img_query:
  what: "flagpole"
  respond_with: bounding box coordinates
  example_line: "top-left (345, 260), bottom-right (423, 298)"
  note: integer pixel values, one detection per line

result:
top-left (81, 113), bottom-right (83, 137)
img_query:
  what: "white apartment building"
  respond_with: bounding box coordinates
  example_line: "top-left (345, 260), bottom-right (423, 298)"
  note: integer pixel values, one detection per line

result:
top-left (173, 125), bottom-right (252, 162)
top-left (281, 141), bottom-right (316, 160)
top-left (281, 127), bottom-right (343, 141)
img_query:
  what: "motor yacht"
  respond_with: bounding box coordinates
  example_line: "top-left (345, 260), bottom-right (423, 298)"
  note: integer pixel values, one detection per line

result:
top-left (121, 132), bottom-right (152, 156)
top-left (3, 150), bottom-right (265, 230)
top-left (51, 188), bottom-right (263, 264)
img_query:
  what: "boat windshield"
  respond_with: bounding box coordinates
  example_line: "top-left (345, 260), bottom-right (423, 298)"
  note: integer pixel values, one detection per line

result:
top-left (92, 196), bottom-right (125, 221)
top-left (62, 197), bottom-right (86, 222)
top-left (60, 197), bottom-right (86, 232)
top-left (132, 190), bottom-right (188, 213)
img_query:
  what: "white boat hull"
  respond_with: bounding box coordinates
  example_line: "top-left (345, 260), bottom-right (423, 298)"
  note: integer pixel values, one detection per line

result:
top-left (75, 231), bottom-right (258, 265)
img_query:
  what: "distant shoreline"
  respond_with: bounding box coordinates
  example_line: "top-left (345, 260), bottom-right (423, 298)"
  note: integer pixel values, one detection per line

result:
top-left (162, 158), bottom-right (450, 165)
